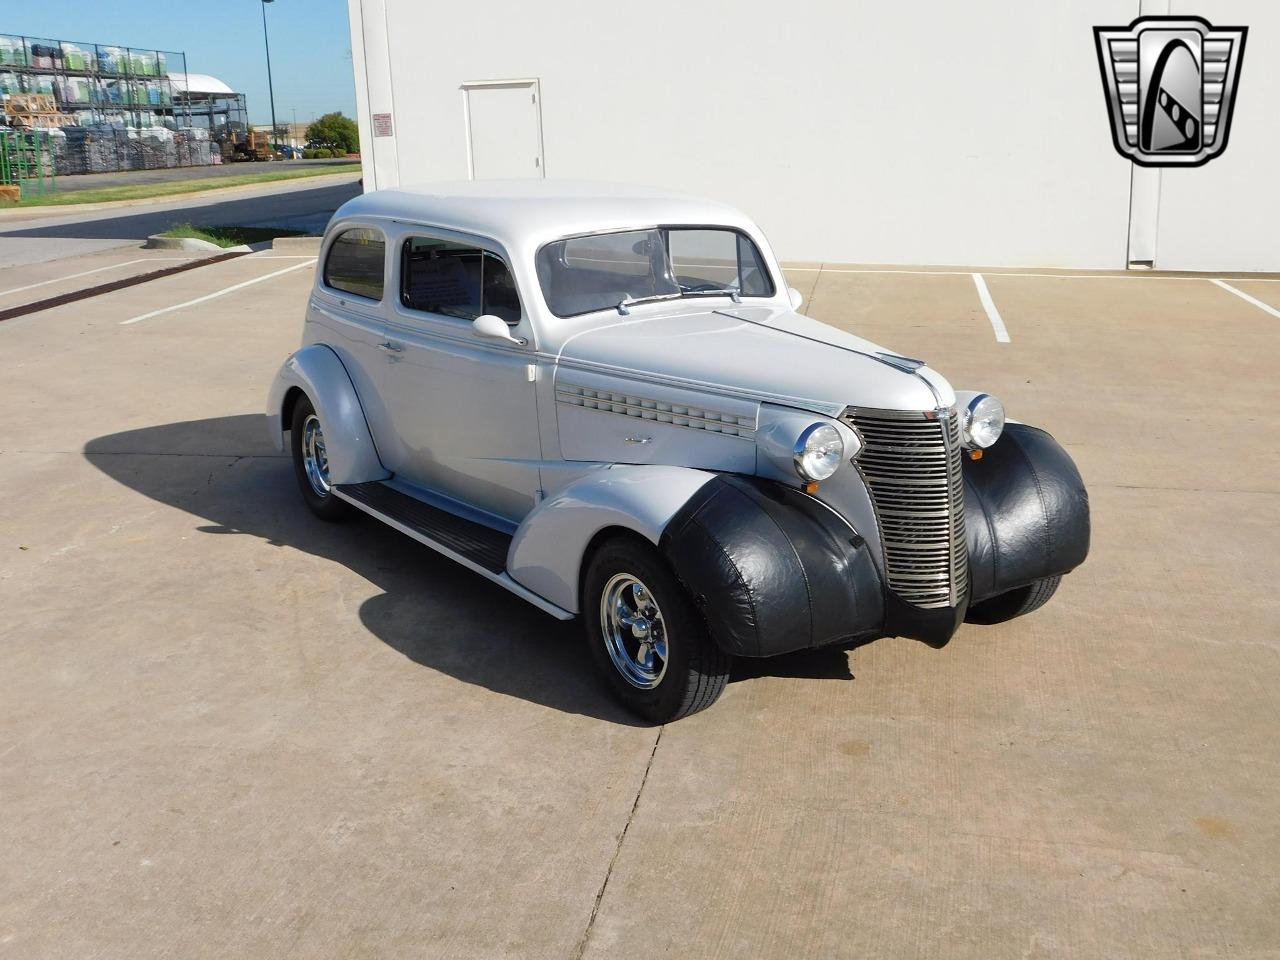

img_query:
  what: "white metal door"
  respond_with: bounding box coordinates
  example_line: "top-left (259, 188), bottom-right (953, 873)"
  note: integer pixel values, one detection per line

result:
top-left (463, 80), bottom-right (544, 179)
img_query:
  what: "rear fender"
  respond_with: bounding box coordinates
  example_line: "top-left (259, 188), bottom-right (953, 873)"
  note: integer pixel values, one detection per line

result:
top-left (507, 465), bottom-right (717, 614)
top-left (265, 343), bottom-right (388, 485)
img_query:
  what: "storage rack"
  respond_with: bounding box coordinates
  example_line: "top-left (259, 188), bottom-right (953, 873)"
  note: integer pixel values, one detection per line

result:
top-left (0, 34), bottom-right (192, 132)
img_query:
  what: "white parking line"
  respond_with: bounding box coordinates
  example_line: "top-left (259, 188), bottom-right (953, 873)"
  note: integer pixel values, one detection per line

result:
top-left (1210, 279), bottom-right (1280, 320)
top-left (784, 266), bottom-right (1280, 282)
top-left (971, 273), bottom-right (1010, 343)
top-left (0, 257), bottom-right (191, 299)
top-left (120, 259), bottom-right (316, 326)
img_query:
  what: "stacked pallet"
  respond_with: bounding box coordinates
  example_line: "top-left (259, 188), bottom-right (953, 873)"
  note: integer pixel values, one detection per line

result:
top-left (3, 91), bottom-right (78, 128)
top-left (4, 92), bottom-right (53, 113)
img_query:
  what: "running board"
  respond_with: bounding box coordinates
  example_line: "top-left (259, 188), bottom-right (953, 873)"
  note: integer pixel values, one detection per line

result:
top-left (332, 481), bottom-right (574, 621)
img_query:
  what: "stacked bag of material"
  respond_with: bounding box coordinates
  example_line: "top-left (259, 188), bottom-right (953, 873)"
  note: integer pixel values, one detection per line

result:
top-left (97, 46), bottom-right (125, 74)
top-left (0, 36), bottom-right (29, 67)
top-left (54, 76), bottom-right (91, 106)
top-left (61, 44), bottom-right (93, 72)
top-left (57, 126), bottom-right (125, 175)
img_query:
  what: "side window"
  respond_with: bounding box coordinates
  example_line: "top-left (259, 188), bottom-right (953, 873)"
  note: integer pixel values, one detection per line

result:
top-left (481, 252), bottom-right (521, 323)
top-left (324, 227), bottom-right (385, 301)
top-left (402, 236), bottom-right (522, 324)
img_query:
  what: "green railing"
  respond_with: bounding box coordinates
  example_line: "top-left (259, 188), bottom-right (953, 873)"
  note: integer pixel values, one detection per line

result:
top-left (0, 129), bottom-right (56, 199)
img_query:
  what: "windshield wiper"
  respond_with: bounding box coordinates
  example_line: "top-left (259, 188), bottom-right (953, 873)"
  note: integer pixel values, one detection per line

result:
top-left (679, 288), bottom-right (742, 303)
top-left (616, 287), bottom-right (742, 315)
top-left (617, 292), bottom-right (681, 315)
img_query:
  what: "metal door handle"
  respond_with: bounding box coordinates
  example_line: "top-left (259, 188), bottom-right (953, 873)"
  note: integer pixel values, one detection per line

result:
top-left (624, 436), bottom-right (653, 444)
top-left (378, 341), bottom-right (403, 353)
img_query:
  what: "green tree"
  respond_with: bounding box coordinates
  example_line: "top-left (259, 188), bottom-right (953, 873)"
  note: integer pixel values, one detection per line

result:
top-left (305, 112), bottom-right (360, 154)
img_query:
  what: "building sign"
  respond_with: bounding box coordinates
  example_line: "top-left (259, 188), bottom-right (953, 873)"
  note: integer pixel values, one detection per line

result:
top-left (372, 113), bottom-right (394, 137)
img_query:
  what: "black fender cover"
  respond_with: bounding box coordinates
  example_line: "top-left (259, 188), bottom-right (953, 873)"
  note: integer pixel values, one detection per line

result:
top-left (963, 423), bottom-right (1090, 604)
top-left (659, 475), bottom-right (883, 658)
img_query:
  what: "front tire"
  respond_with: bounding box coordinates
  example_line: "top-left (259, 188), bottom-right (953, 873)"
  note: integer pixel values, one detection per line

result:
top-left (965, 575), bottom-right (1061, 625)
top-left (584, 535), bottom-right (730, 723)
top-left (290, 395), bottom-right (352, 522)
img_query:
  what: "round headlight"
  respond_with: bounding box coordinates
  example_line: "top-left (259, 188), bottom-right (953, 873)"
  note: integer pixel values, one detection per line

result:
top-left (793, 423), bottom-right (844, 481)
top-left (963, 394), bottom-right (1005, 449)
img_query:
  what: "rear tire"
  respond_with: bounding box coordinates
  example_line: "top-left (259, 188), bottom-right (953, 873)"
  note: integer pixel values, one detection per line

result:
top-left (584, 535), bottom-right (730, 723)
top-left (965, 575), bottom-right (1061, 625)
top-left (289, 395), bottom-right (352, 522)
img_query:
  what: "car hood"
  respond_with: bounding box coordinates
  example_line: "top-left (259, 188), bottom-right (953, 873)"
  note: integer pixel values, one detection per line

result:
top-left (553, 304), bottom-right (953, 416)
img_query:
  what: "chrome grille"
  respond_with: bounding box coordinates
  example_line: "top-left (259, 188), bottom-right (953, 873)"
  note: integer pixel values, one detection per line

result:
top-left (843, 406), bottom-right (968, 609)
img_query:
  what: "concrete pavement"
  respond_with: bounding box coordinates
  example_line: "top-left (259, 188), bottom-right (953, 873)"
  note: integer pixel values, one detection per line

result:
top-left (0, 249), bottom-right (1277, 958)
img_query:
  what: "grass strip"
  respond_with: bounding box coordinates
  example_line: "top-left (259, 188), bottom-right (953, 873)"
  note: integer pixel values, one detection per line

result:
top-left (7, 163), bottom-right (360, 208)
top-left (160, 223), bottom-right (308, 248)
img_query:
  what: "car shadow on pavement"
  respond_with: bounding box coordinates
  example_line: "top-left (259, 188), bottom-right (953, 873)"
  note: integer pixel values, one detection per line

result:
top-left (85, 414), bottom-right (856, 723)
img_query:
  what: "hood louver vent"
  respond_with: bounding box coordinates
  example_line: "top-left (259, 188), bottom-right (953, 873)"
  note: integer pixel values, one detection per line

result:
top-left (556, 383), bottom-right (756, 439)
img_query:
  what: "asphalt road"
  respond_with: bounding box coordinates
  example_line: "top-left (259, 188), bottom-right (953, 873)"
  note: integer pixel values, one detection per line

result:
top-left (48, 158), bottom-right (358, 193)
top-left (0, 174), bottom-right (360, 268)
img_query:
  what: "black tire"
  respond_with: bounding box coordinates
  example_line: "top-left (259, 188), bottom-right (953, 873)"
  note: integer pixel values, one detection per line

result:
top-left (584, 535), bottom-right (730, 723)
top-left (965, 575), bottom-right (1061, 625)
top-left (289, 395), bottom-right (352, 522)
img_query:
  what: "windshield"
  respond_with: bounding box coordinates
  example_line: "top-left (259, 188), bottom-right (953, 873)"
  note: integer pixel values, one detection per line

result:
top-left (535, 227), bottom-right (775, 318)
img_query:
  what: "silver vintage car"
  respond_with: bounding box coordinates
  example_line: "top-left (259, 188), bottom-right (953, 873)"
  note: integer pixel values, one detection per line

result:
top-left (267, 182), bottom-right (1090, 722)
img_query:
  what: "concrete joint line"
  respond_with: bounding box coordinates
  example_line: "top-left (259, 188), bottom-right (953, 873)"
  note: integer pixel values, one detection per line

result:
top-left (571, 725), bottom-right (664, 960)
top-left (0, 251), bottom-right (248, 324)
top-left (0, 258), bottom-right (192, 299)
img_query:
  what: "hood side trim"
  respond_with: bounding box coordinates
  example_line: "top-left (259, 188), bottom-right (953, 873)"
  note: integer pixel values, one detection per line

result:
top-left (713, 308), bottom-right (937, 387)
top-left (544, 353), bottom-right (846, 418)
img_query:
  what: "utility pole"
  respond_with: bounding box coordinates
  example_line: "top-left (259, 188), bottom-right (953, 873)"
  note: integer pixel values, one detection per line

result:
top-left (260, 0), bottom-right (279, 151)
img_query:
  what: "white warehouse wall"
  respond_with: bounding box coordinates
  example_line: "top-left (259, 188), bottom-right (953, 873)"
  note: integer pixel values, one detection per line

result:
top-left (1153, 0), bottom-right (1279, 272)
top-left (349, 0), bottom-right (1275, 272)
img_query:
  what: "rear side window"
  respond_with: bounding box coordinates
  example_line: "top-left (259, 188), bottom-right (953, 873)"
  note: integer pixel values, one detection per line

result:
top-left (324, 228), bottom-right (385, 301)
top-left (401, 236), bottom-right (522, 324)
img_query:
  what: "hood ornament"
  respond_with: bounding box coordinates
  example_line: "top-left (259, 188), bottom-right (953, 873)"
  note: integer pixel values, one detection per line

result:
top-left (875, 352), bottom-right (927, 373)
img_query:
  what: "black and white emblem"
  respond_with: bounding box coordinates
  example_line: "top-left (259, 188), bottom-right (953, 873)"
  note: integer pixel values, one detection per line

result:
top-left (1094, 16), bottom-right (1246, 167)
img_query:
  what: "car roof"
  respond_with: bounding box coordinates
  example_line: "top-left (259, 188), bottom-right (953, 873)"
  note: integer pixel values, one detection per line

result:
top-left (331, 180), bottom-right (761, 255)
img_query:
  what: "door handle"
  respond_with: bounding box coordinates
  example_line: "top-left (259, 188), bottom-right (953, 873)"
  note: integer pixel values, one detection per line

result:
top-left (378, 341), bottom-right (403, 353)
top-left (624, 436), bottom-right (653, 444)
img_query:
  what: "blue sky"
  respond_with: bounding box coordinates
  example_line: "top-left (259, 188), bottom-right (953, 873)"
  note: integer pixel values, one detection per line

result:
top-left (5, 0), bottom-right (356, 126)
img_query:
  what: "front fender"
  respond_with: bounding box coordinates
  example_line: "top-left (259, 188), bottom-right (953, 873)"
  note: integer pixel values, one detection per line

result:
top-left (963, 422), bottom-right (1090, 603)
top-left (660, 475), bottom-right (883, 657)
top-left (507, 465), bottom-right (717, 614)
top-left (266, 344), bottom-right (388, 485)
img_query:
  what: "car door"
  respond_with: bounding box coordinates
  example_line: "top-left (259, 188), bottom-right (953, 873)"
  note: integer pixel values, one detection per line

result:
top-left (306, 224), bottom-right (397, 454)
top-left (377, 228), bottom-right (542, 524)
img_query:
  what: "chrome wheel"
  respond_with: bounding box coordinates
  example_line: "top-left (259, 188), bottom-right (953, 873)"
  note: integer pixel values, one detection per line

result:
top-left (600, 573), bottom-right (669, 689)
top-left (300, 414), bottom-right (331, 496)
